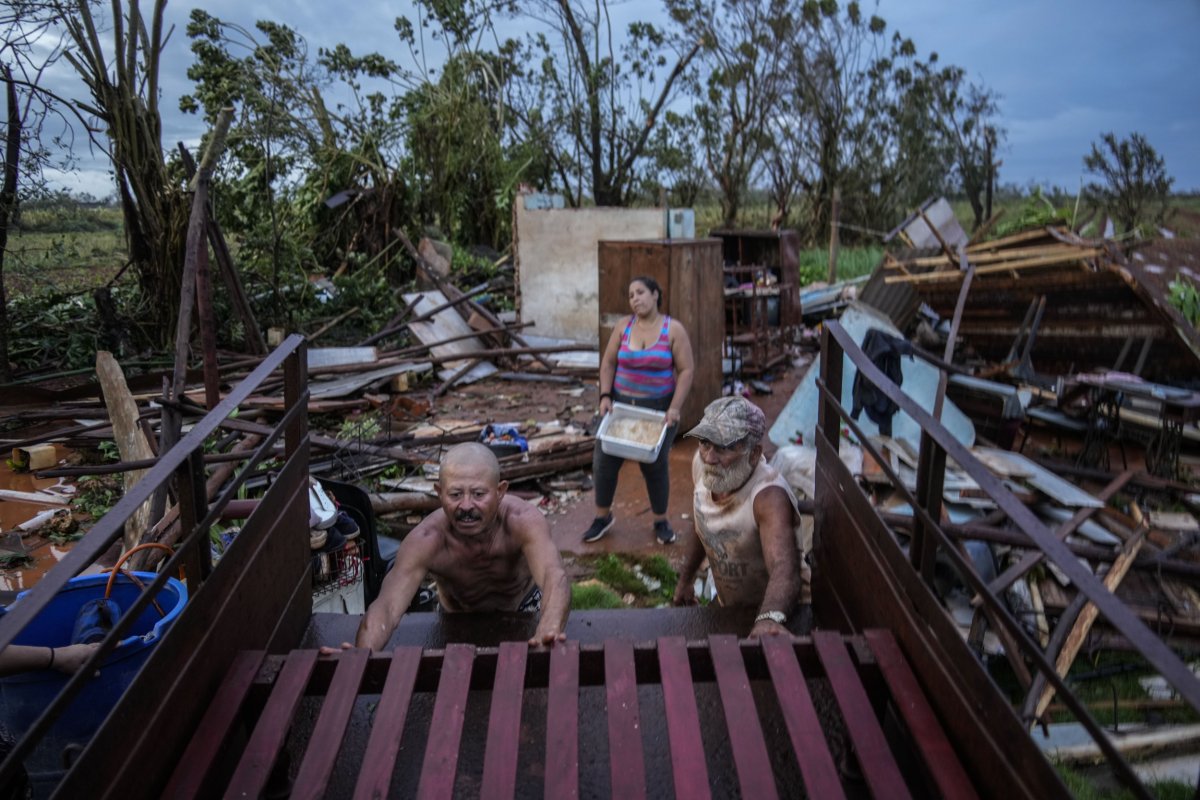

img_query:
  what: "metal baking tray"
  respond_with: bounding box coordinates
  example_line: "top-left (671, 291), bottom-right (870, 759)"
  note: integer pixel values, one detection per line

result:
top-left (596, 402), bottom-right (669, 463)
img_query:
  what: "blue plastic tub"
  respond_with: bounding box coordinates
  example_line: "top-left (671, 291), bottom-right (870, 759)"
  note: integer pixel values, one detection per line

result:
top-left (0, 571), bottom-right (187, 793)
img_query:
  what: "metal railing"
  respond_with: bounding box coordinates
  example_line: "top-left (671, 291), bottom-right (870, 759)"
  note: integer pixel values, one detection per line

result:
top-left (0, 334), bottom-right (309, 790)
top-left (817, 320), bottom-right (1200, 798)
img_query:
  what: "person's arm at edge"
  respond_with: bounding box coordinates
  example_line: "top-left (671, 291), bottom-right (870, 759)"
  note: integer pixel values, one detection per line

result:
top-left (597, 320), bottom-right (625, 416)
top-left (512, 501), bottom-right (570, 645)
top-left (747, 486), bottom-right (801, 638)
top-left (323, 520), bottom-right (439, 653)
top-left (666, 320), bottom-right (694, 426)
top-left (0, 643), bottom-right (100, 677)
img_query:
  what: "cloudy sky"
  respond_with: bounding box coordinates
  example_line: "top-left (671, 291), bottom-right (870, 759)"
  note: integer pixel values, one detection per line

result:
top-left (47, 0), bottom-right (1200, 197)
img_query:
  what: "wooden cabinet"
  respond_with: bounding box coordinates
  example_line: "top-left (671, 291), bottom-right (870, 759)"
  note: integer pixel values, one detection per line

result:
top-left (712, 229), bottom-right (801, 374)
top-left (597, 239), bottom-right (724, 430)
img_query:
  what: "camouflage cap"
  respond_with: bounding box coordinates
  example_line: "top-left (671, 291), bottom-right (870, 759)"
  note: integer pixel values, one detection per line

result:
top-left (684, 396), bottom-right (766, 448)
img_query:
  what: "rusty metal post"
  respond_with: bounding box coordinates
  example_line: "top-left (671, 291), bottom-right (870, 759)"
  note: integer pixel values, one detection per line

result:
top-left (284, 336), bottom-right (308, 459)
top-left (911, 429), bottom-right (945, 585)
top-left (817, 325), bottom-right (843, 450)
top-left (175, 448), bottom-right (211, 582)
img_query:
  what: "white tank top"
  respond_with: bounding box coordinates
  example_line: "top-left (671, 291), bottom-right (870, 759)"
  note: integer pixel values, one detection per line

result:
top-left (692, 453), bottom-right (811, 607)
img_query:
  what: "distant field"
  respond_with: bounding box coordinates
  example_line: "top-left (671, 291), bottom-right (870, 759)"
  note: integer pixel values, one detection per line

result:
top-left (5, 204), bottom-right (127, 297)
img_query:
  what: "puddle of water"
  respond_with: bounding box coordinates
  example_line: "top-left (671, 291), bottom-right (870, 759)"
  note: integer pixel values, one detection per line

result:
top-left (0, 444), bottom-right (82, 594)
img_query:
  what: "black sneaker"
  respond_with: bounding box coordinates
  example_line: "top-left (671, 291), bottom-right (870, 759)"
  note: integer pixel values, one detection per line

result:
top-left (654, 520), bottom-right (677, 544)
top-left (582, 514), bottom-right (614, 543)
top-left (332, 510), bottom-right (360, 540)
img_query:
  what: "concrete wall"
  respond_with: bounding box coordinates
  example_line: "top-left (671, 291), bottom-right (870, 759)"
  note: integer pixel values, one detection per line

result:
top-left (515, 196), bottom-right (665, 344)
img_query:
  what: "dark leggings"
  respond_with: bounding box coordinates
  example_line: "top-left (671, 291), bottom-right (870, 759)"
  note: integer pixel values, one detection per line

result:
top-left (593, 393), bottom-right (677, 516)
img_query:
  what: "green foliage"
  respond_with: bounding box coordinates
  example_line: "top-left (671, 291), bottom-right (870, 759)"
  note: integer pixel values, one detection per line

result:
top-left (989, 188), bottom-right (1066, 239)
top-left (1168, 277), bottom-right (1200, 329)
top-left (594, 554), bottom-right (648, 597)
top-left (72, 477), bottom-right (123, 521)
top-left (337, 412), bottom-right (383, 442)
top-left (640, 554), bottom-right (677, 588)
top-left (571, 582), bottom-right (625, 610)
top-left (1084, 132), bottom-right (1174, 236)
top-left (0, 551), bottom-right (34, 568)
top-left (797, 247), bottom-right (882, 285)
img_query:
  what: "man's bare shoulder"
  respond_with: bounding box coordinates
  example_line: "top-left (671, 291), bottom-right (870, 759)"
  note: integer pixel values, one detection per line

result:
top-left (499, 494), bottom-right (549, 538)
top-left (402, 510), bottom-right (451, 555)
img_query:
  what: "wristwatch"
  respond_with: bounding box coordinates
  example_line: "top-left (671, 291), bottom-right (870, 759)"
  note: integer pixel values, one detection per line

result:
top-left (755, 610), bottom-right (787, 625)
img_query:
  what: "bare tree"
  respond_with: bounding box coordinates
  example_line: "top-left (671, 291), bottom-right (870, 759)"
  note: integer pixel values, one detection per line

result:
top-left (0, 1), bottom-right (96, 378)
top-left (509, 0), bottom-right (700, 206)
top-left (670, 0), bottom-right (798, 227)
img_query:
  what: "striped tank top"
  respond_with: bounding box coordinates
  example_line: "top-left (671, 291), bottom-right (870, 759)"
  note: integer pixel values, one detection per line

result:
top-left (614, 315), bottom-right (675, 399)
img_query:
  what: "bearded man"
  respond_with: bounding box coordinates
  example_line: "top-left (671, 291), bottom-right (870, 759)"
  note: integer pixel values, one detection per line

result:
top-left (672, 397), bottom-right (811, 637)
top-left (328, 442), bottom-right (571, 652)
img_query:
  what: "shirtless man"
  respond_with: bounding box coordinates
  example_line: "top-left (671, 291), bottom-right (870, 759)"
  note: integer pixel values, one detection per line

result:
top-left (334, 443), bottom-right (570, 651)
top-left (672, 397), bottom-right (810, 638)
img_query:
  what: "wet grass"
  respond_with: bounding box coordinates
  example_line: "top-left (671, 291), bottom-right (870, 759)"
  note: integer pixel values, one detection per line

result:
top-left (576, 553), bottom-right (678, 608)
top-left (1057, 764), bottom-right (1193, 800)
top-left (5, 205), bottom-right (127, 297)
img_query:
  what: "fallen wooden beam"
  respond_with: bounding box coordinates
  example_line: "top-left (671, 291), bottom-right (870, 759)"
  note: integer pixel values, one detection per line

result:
top-left (884, 248), bottom-right (1103, 284)
top-left (1031, 525), bottom-right (1148, 721)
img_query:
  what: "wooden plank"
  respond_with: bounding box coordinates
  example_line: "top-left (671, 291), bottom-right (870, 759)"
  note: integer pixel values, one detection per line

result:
top-left (864, 630), bottom-right (979, 800)
top-left (164, 650), bottom-right (267, 799)
top-left (417, 644), bottom-right (476, 800)
top-left (812, 632), bottom-right (910, 800)
top-left (545, 640), bottom-right (580, 799)
top-left (657, 637), bottom-right (712, 800)
top-left (481, 642), bottom-right (528, 800)
top-left (96, 350), bottom-right (156, 550)
top-left (225, 649), bottom-right (319, 799)
top-left (291, 648), bottom-right (372, 800)
top-left (760, 637), bottom-right (844, 799)
top-left (604, 639), bottom-right (647, 799)
top-left (708, 634), bottom-right (778, 800)
top-left (353, 648), bottom-right (423, 800)
top-left (1033, 528), bottom-right (1147, 719)
top-left (884, 248), bottom-right (1101, 284)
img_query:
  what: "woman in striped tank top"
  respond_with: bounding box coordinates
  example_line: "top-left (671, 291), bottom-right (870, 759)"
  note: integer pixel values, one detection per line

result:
top-left (582, 276), bottom-right (695, 545)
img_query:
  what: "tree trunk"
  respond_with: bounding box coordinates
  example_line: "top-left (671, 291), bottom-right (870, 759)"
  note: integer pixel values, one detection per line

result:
top-left (0, 66), bottom-right (19, 382)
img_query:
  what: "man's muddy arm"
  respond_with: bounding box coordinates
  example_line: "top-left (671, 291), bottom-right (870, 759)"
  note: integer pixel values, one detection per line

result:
top-left (352, 528), bottom-right (436, 650)
top-left (673, 530), bottom-right (707, 605)
top-left (749, 486), bottom-right (801, 637)
top-left (516, 508), bottom-right (571, 644)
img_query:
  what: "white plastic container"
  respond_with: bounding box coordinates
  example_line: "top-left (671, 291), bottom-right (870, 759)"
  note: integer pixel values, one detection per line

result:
top-left (597, 402), bottom-right (669, 463)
